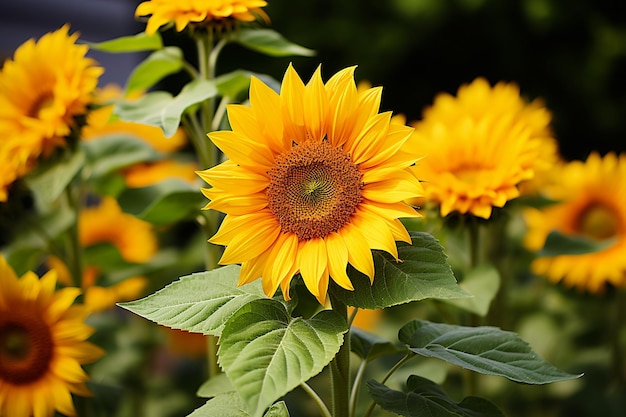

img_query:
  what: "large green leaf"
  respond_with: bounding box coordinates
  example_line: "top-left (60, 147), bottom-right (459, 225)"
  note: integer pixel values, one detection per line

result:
top-left (118, 265), bottom-right (266, 335)
top-left (330, 232), bottom-right (469, 309)
top-left (117, 179), bottom-right (205, 225)
top-left (81, 134), bottom-right (161, 178)
top-left (442, 264), bottom-right (500, 316)
top-left (232, 28), bottom-right (316, 57)
top-left (189, 393), bottom-right (289, 417)
top-left (197, 374), bottom-right (235, 398)
top-left (367, 376), bottom-right (505, 417)
top-left (218, 300), bottom-right (347, 417)
top-left (350, 327), bottom-right (406, 361)
top-left (398, 320), bottom-right (582, 384)
top-left (538, 230), bottom-right (615, 256)
top-left (114, 79), bottom-right (218, 137)
top-left (87, 32), bottom-right (163, 52)
top-left (125, 47), bottom-right (185, 94)
top-left (24, 147), bottom-right (85, 210)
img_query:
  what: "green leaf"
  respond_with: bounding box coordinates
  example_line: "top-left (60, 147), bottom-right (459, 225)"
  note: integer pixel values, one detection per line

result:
top-left (125, 47), bottom-right (185, 94)
top-left (398, 320), bottom-right (582, 384)
top-left (367, 376), bottom-right (505, 417)
top-left (350, 327), bottom-right (406, 361)
top-left (538, 230), bottom-right (615, 256)
top-left (188, 392), bottom-right (247, 417)
top-left (116, 179), bottom-right (205, 225)
top-left (330, 232), bottom-right (469, 309)
top-left (218, 300), bottom-right (347, 417)
top-left (442, 264), bottom-right (500, 316)
top-left (87, 32), bottom-right (163, 52)
top-left (114, 79), bottom-right (218, 137)
top-left (232, 28), bottom-right (316, 57)
top-left (118, 265), bottom-right (267, 335)
top-left (189, 394), bottom-right (289, 417)
top-left (24, 148), bottom-right (85, 210)
top-left (197, 374), bottom-right (235, 398)
top-left (81, 134), bottom-right (161, 178)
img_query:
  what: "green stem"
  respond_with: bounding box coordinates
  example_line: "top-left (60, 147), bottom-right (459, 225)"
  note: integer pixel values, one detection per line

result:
top-left (329, 294), bottom-right (351, 417)
top-left (300, 382), bottom-right (332, 417)
top-left (63, 185), bottom-right (83, 287)
top-left (349, 359), bottom-right (368, 417)
top-left (363, 352), bottom-right (415, 417)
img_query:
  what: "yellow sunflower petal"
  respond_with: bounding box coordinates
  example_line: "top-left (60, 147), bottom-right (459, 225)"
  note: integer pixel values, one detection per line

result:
top-left (298, 238), bottom-right (328, 300)
top-left (325, 232), bottom-right (353, 290)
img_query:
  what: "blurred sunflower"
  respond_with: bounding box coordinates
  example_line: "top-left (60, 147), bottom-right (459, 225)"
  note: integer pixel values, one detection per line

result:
top-left (0, 256), bottom-right (103, 417)
top-left (410, 78), bottom-right (558, 219)
top-left (79, 197), bottom-right (157, 264)
top-left (0, 25), bottom-right (102, 201)
top-left (524, 152), bottom-right (626, 293)
top-left (135, 0), bottom-right (269, 35)
top-left (198, 64), bottom-right (423, 304)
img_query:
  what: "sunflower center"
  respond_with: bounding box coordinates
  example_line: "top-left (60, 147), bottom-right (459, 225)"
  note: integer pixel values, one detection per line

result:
top-left (0, 312), bottom-right (54, 385)
top-left (577, 203), bottom-right (620, 240)
top-left (267, 140), bottom-right (363, 240)
top-left (28, 93), bottom-right (54, 119)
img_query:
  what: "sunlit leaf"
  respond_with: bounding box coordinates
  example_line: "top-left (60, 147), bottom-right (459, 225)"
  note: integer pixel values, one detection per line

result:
top-left (197, 374), bottom-right (235, 398)
top-left (189, 394), bottom-right (289, 417)
top-left (87, 32), bottom-right (163, 52)
top-left (117, 179), bottom-right (205, 225)
top-left (442, 264), bottom-right (500, 316)
top-left (114, 78), bottom-right (218, 137)
top-left (350, 327), bottom-right (405, 361)
top-left (330, 232), bottom-right (469, 309)
top-left (126, 47), bottom-right (185, 94)
top-left (538, 230), bottom-right (615, 256)
top-left (367, 376), bottom-right (505, 417)
top-left (219, 300), bottom-right (347, 417)
top-left (232, 28), bottom-right (316, 57)
top-left (118, 265), bottom-right (266, 335)
top-left (398, 320), bottom-right (582, 384)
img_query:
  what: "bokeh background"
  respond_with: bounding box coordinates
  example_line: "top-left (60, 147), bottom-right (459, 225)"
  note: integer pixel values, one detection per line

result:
top-left (1, 2), bottom-right (625, 417)
top-left (2, 0), bottom-right (624, 161)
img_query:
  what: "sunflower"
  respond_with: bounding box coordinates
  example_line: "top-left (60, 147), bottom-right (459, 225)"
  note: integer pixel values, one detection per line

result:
top-left (123, 160), bottom-right (199, 187)
top-left (198, 64), bottom-right (423, 304)
top-left (79, 197), bottom-right (157, 264)
top-left (0, 25), bottom-right (102, 201)
top-left (135, 0), bottom-right (269, 35)
top-left (524, 152), bottom-right (626, 293)
top-left (409, 77), bottom-right (558, 219)
top-left (0, 256), bottom-right (103, 417)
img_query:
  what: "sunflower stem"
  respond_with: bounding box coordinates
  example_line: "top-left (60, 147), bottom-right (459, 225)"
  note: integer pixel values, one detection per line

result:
top-left (329, 293), bottom-right (351, 417)
top-left (611, 289), bottom-right (626, 386)
top-left (464, 217), bottom-right (483, 396)
top-left (300, 382), bottom-right (333, 417)
top-left (63, 184), bottom-right (83, 288)
top-left (362, 352), bottom-right (415, 417)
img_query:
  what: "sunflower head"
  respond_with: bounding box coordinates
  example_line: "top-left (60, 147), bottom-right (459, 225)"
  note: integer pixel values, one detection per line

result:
top-left (0, 256), bottom-right (103, 417)
top-left (524, 152), bottom-right (626, 293)
top-left (198, 64), bottom-right (423, 304)
top-left (410, 77), bottom-right (558, 219)
top-left (135, 0), bottom-right (269, 35)
top-left (0, 25), bottom-right (103, 202)
top-left (79, 197), bottom-right (158, 264)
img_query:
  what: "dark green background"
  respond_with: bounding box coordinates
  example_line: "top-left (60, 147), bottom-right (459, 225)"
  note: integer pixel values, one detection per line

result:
top-left (219, 0), bottom-right (626, 162)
